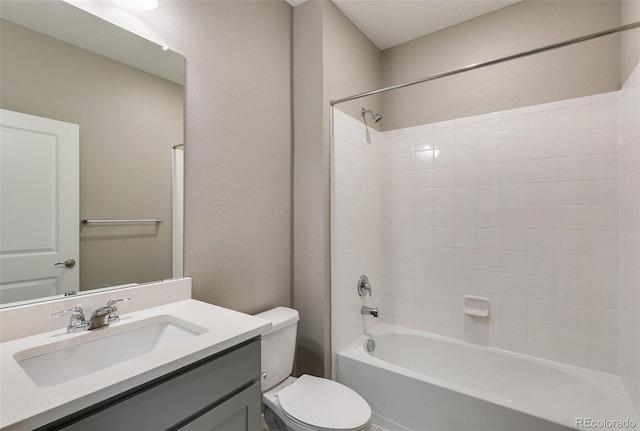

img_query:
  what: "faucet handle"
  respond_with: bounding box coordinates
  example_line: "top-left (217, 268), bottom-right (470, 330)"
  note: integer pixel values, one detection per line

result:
top-left (106, 298), bottom-right (131, 324)
top-left (51, 304), bottom-right (84, 317)
top-left (106, 298), bottom-right (131, 307)
top-left (51, 305), bottom-right (87, 333)
top-left (357, 275), bottom-right (372, 297)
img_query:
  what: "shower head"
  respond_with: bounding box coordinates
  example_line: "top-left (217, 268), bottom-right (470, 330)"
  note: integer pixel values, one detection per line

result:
top-left (361, 108), bottom-right (382, 123)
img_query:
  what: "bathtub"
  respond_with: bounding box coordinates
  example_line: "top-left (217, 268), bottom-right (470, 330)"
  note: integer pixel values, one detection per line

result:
top-left (338, 324), bottom-right (638, 431)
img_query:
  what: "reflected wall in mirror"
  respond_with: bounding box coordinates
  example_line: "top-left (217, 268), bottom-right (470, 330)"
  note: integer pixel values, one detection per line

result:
top-left (0, 0), bottom-right (185, 307)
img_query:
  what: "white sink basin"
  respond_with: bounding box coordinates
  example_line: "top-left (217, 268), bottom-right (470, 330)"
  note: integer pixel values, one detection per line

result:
top-left (14, 315), bottom-right (207, 387)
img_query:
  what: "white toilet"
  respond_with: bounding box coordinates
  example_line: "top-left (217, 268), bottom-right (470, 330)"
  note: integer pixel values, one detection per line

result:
top-left (255, 307), bottom-right (371, 431)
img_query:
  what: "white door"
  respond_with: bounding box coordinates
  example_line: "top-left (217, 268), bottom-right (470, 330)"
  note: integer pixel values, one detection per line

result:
top-left (0, 109), bottom-right (79, 304)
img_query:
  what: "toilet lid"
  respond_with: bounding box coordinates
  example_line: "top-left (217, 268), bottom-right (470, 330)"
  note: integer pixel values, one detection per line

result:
top-left (277, 374), bottom-right (371, 430)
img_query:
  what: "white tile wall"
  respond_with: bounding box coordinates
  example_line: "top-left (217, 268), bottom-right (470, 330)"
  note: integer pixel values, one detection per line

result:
top-left (369, 92), bottom-right (622, 373)
top-left (620, 62), bottom-right (640, 414)
top-left (332, 73), bottom-right (639, 409)
top-left (331, 110), bottom-right (382, 376)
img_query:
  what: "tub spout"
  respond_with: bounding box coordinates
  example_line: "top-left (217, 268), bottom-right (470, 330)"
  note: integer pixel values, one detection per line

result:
top-left (361, 306), bottom-right (379, 318)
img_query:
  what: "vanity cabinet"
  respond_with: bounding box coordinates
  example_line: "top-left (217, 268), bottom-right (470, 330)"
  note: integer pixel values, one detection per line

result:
top-left (41, 338), bottom-right (261, 431)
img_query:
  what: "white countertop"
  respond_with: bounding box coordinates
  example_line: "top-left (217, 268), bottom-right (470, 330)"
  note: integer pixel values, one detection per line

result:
top-left (0, 298), bottom-right (271, 430)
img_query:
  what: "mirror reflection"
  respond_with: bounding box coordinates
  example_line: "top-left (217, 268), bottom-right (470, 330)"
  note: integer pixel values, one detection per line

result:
top-left (0, 0), bottom-right (185, 307)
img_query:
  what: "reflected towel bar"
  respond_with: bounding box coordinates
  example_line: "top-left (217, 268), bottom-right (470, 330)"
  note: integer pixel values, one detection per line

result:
top-left (81, 218), bottom-right (163, 225)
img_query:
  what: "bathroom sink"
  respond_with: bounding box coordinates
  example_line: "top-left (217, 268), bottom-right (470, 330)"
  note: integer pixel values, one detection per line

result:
top-left (14, 316), bottom-right (207, 387)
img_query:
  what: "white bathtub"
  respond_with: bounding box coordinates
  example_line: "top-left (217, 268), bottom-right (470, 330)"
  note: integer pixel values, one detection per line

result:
top-left (338, 324), bottom-right (638, 431)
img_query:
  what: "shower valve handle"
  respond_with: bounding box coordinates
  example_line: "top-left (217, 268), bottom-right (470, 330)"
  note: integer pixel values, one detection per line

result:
top-left (358, 275), bottom-right (372, 297)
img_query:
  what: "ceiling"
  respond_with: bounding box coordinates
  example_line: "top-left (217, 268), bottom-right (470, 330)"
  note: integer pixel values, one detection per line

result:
top-left (289, 0), bottom-right (521, 50)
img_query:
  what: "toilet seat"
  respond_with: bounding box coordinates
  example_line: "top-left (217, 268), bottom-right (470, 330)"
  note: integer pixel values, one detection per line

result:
top-left (276, 375), bottom-right (371, 431)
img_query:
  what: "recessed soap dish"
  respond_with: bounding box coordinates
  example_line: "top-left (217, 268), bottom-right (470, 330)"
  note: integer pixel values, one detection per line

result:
top-left (463, 295), bottom-right (489, 317)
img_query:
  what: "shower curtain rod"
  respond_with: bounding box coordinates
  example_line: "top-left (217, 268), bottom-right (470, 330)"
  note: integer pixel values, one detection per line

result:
top-left (329, 21), bottom-right (640, 107)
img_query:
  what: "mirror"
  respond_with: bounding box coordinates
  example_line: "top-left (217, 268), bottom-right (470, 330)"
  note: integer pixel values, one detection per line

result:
top-left (0, 0), bottom-right (185, 307)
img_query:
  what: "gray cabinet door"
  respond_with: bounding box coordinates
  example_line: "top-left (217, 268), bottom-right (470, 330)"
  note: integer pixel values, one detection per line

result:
top-left (55, 340), bottom-right (260, 431)
top-left (178, 382), bottom-right (261, 431)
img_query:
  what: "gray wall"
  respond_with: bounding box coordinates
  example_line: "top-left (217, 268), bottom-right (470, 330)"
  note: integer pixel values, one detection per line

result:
top-left (380, 0), bottom-right (622, 130)
top-left (622, 0), bottom-right (640, 81)
top-left (323, 0), bottom-right (383, 128)
top-left (293, 0), bottom-right (327, 378)
top-left (1, 19), bottom-right (180, 291)
top-left (69, 0), bottom-right (293, 314)
top-left (293, 0), bottom-right (381, 377)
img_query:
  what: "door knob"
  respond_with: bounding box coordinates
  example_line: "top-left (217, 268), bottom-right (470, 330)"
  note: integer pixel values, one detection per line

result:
top-left (54, 259), bottom-right (76, 268)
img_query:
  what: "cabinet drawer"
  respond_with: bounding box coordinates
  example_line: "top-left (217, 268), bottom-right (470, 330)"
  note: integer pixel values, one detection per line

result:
top-left (178, 382), bottom-right (261, 431)
top-left (56, 338), bottom-right (260, 431)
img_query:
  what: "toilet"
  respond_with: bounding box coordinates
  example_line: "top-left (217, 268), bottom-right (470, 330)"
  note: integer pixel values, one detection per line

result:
top-left (255, 307), bottom-right (371, 431)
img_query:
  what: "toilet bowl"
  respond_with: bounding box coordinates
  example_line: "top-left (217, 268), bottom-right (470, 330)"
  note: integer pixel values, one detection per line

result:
top-left (255, 307), bottom-right (371, 431)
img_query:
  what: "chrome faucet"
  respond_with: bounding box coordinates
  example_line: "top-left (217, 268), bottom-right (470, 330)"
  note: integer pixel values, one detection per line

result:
top-left (86, 305), bottom-right (112, 329)
top-left (52, 298), bottom-right (131, 333)
top-left (361, 306), bottom-right (379, 318)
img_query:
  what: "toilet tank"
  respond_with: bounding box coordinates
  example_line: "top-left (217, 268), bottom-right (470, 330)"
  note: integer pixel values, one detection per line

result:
top-left (254, 307), bottom-right (299, 391)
